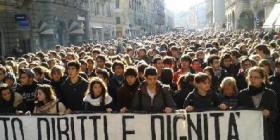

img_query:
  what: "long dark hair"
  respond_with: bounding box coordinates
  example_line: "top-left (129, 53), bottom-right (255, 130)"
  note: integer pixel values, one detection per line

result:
top-left (159, 68), bottom-right (173, 85)
top-left (86, 77), bottom-right (108, 106)
top-left (35, 84), bottom-right (56, 106)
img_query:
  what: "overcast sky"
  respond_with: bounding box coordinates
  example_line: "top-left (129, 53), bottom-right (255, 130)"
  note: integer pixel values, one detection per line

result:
top-left (165, 0), bottom-right (205, 13)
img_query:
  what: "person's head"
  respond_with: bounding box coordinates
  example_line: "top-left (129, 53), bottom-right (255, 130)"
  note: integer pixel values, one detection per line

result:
top-left (19, 68), bottom-right (35, 86)
top-left (47, 58), bottom-right (57, 69)
top-left (138, 48), bottom-right (146, 58)
top-left (0, 83), bottom-right (13, 101)
top-left (203, 66), bottom-right (215, 82)
top-left (180, 54), bottom-right (192, 70)
top-left (92, 48), bottom-right (101, 59)
top-left (96, 68), bottom-right (110, 84)
top-left (137, 63), bottom-right (148, 79)
top-left (196, 50), bottom-right (205, 61)
top-left (220, 53), bottom-right (232, 68)
top-left (36, 84), bottom-right (56, 103)
top-left (258, 59), bottom-right (272, 76)
top-left (32, 66), bottom-right (47, 82)
top-left (152, 56), bottom-right (163, 72)
top-left (79, 59), bottom-right (88, 72)
top-left (112, 60), bottom-right (124, 76)
top-left (163, 56), bottom-right (174, 69)
top-left (4, 72), bottom-right (16, 87)
top-left (177, 73), bottom-right (194, 91)
top-left (230, 50), bottom-right (241, 63)
top-left (220, 77), bottom-right (237, 97)
top-left (87, 77), bottom-right (107, 98)
top-left (124, 67), bottom-right (138, 86)
top-left (18, 61), bottom-right (29, 70)
top-left (50, 65), bottom-right (65, 82)
top-left (246, 66), bottom-right (267, 87)
top-left (207, 55), bottom-right (220, 70)
top-left (96, 54), bottom-right (106, 68)
top-left (191, 58), bottom-right (202, 73)
top-left (67, 61), bottom-right (81, 79)
top-left (240, 57), bottom-right (253, 70)
top-left (159, 68), bottom-right (173, 85)
top-left (274, 58), bottom-right (280, 75)
top-left (0, 66), bottom-right (7, 81)
top-left (86, 58), bottom-right (94, 70)
top-left (144, 66), bottom-right (158, 86)
top-left (255, 44), bottom-right (270, 57)
top-left (194, 72), bottom-right (211, 92)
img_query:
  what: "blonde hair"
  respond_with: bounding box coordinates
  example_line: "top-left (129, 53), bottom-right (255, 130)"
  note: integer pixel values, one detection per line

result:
top-left (246, 66), bottom-right (268, 85)
top-left (220, 77), bottom-right (237, 91)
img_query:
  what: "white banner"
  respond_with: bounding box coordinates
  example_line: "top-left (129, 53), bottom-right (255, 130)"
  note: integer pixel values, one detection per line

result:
top-left (0, 110), bottom-right (263, 140)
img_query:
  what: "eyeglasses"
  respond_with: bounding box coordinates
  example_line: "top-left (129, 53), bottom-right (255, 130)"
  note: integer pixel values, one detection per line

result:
top-left (249, 76), bottom-right (262, 80)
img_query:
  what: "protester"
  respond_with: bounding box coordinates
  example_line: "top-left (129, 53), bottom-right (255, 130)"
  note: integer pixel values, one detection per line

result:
top-left (16, 68), bottom-right (38, 112)
top-left (108, 60), bottom-right (125, 109)
top-left (183, 72), bottom-right (227, 112)
top-left (83, 77), bottom-right (113, 113)
top-left (117, 67), bottom-right (139, 112)
top-left (33, 84), bottom-right (66, 114)
top-left (0, 83), bottom-right (26, 114)
top-left (131, 66), bottom-right (176, 113)
top-left (174, 73), bottom-right (195, 109)
top-left (238, 66), bottom-right (278, 140)
top-left (60, 61), bottom-right (89, 113)
top-left (219, 77), bottom-right (238, 109)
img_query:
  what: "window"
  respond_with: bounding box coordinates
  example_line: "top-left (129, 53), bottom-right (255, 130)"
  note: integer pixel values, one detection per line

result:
top-left (95, 3), bottom-right (100, 15)
top-left (116, 0), bottom-right (120, 8)
top-left (116, 17), bottom-right (121, 24)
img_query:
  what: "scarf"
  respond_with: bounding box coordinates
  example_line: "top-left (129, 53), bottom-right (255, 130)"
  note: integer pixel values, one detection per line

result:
top-left (248, 84), bottom-right (265, 96)
top-left (35, 100), bottom-right (57, 113)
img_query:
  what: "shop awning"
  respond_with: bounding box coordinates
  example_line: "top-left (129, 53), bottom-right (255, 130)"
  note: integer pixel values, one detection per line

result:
top-left (69, 28), bottom-right (84, 35)
top-left (40, 28), bottom-right (54, 35)
top-left (263, 3), bottom-right (280, 28)
top-left (39, 22), bottom-right (54, 35)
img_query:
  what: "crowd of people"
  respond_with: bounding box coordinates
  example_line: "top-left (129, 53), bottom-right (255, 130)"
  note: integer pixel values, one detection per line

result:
top-left (0, 30), bottom-right (279, 139)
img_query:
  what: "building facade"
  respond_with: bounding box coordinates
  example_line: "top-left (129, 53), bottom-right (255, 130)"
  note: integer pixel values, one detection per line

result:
top-left (206, 0), bottom-right (214, 28)
top-left (0, 0), bottom-right (90, 56)
top-left (225, 0), bottom-right (268, 30)
top-left (164, 9), bottom-right (175, 32)
top-left (114, 0), bottom-right (165, 38)
top-left (88, 0), bottom-right (115, 42)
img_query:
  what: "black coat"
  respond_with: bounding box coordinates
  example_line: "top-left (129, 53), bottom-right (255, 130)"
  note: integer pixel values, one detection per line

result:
top-left (131, 82), bottom-right (176, 113)
top-left (117, 81), bottom-right (139, 110)
top-left (108, 75), bottom-right (124, 109)
top-left (183, 89), bottom-right (222, 111)
top-left (269, 75), bottom-right (280, 140)
top-left (238, 87), bottom-right (278, 140)
top-left (173, 83), bottom-right (194, 109)
top-left (60, 77), bottom-right (88, 112)
top-left (16, 81), bottom-right (38, 112)
top-left (0, 92), bottom-right (27, 114)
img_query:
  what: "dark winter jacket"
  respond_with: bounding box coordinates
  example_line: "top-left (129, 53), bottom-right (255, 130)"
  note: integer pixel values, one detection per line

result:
top-left (60, 76), bottom-right (88, 112)
top-left (173, 84), bottom-right (194, 109)
top-left (16, 81), bottom-right (38, 112)
top-left (117, 81), bottom-right (139, 110)
top-left (268, 74), bottom-right (280, 140)
top-left (183, 89), bottom-right (222, 111)
top-left (108, 75), bottom-right (124, 109)
top-left (131, 81), bottom-right (176, 113)
top-left (0, 92), bottom-right (27, 114)
top-left (238, 86), bottom-right (278, 140)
